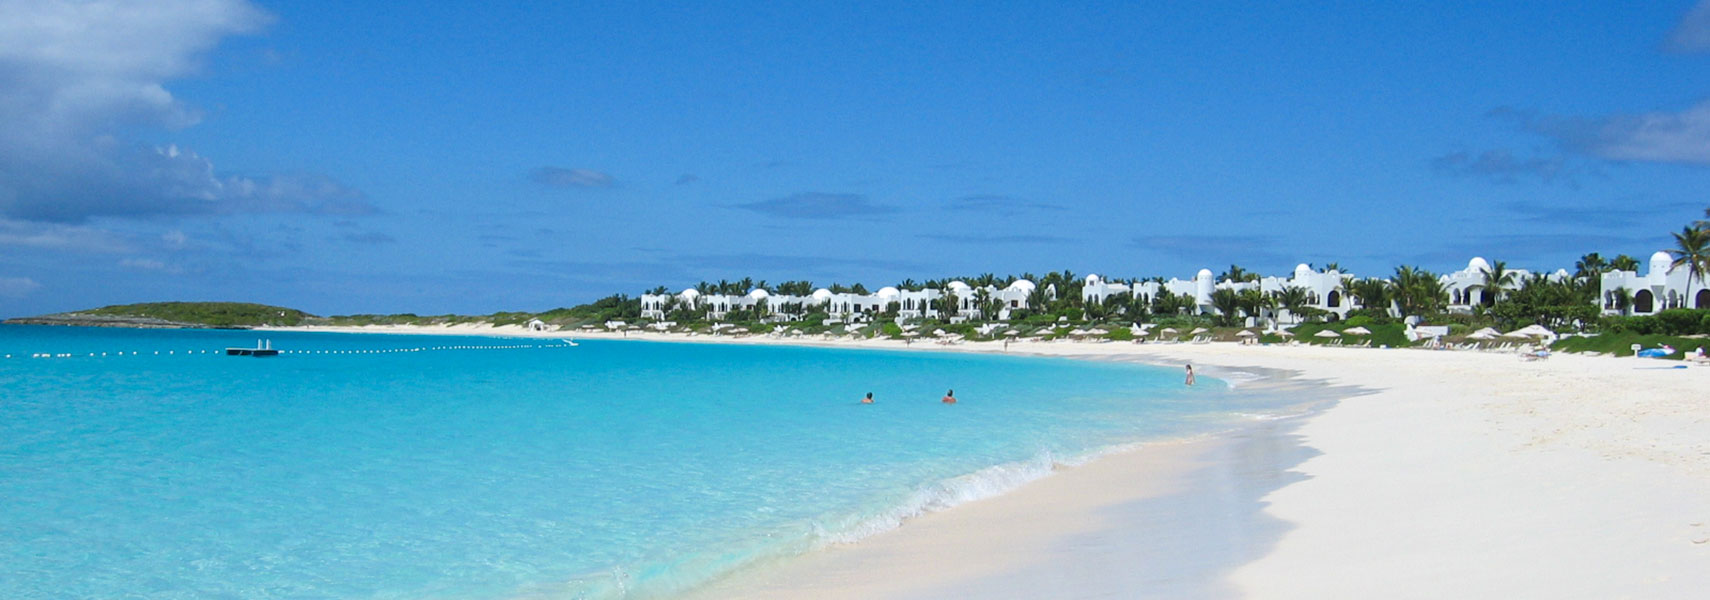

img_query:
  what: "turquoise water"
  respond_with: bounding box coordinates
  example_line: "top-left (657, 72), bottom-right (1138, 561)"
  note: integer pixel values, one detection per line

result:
top-left (0, 325), bottom-right (1284, 599)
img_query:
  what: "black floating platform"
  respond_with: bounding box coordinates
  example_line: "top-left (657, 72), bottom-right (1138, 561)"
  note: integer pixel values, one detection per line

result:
top-left (225, 348), bottom-right (280, 356)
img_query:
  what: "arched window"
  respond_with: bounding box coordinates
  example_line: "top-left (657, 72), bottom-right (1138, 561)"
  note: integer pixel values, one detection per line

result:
top-left (1326, 290), bottom-right (1341, 308)
top-left (1698, 289), bottom-right (1710, 309)
top-left (1634, 289), bottom-right (1654, 313)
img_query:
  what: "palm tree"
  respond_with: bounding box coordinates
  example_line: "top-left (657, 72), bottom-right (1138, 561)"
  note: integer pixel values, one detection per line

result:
top-left (1667, 226), bottom-right (1710, 294)
top-left (1275, 286), bottom-right (1310, 321)
top-left (1477, 260), bottom-right (1516, 306)
top-left (1210, 288), bottom-right (1242, 327)
top-left (1610, 254), bottom-right (1641, 272)
top-left (1573, 253), bottom-right (1608, 282)
top-left (1388, 266), bottom-right (1447, 317)
top-left (1238, 288), bottom-right (1265, 323)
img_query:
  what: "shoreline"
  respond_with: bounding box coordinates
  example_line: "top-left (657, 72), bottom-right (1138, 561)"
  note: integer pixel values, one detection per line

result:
top-left (263, 324), bottom-right (1710, 598)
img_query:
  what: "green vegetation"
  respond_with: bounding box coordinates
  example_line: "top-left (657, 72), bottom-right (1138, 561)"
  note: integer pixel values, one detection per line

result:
top-left (1551, 333), bottom-right (1704, 359)
top-left (82, 302), bottom-right (315, 327)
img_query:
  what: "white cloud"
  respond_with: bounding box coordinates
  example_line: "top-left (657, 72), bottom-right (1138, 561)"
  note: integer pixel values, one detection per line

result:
top-left (529, 167), bottom-right (617, 189)
top-left (1518, 100), bottom-right (1710, 166)
top-left (1668, 1), bottom-right (1710, 52)
top-left (0, 276), bottom-right (42, 297)
top-left (0, 218), bottom-right (131, 253)
top-left (0, 1), bottom-right (371, 223)
top-left (119, 257), bottom-right (168, 270)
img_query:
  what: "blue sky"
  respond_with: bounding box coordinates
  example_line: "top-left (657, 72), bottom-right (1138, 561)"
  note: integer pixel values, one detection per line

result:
top-left (2, 1), bottom-right (1709, 317)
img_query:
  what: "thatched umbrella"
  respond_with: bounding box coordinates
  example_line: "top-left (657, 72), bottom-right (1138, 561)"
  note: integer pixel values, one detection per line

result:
top-left (1236, 329), bottom-right (1258, 338)
top-left (1314, 329), bottom-right (1341, 338)
top-left (1344, 326), bottom-right (1372, 335)
top-left (1189, 327), bottom-right (1209, 335)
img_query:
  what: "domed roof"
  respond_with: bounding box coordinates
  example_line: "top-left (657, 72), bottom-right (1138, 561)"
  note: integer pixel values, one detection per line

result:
top-left (947, 280), bottom-right (971, 291)
top-left (678, 288), bottom-right (700, 299)
top-left (1195, 268), bottom-right (1214, 280)
top-left (1467, 257), bottom-right (1491, 273)
top-left (1085, 273), bottom-right (1102, 284)
top-left (811, 288), bottom-right (833, 300)
top-left (876, 286), bottom-right (901, 299)
top-left (1295, 263), bottom-right (1313, 277)
top-left (1006, 279), bottom-right (1036, 292)
top-left (1650, 251), bottom-right (1673, 274)
top-left (747, 288), bottom-right (769, 300)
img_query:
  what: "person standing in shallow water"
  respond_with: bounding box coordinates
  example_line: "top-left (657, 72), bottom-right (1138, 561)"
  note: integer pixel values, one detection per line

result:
top-left (1185, 364), bottom-right (1195, 386)
top-left (942, 389), bottom-right (956, 404)
top-left (861, 392), bottom-right (874, 404)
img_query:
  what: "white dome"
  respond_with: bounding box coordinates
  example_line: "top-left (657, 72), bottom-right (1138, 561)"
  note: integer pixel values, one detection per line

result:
top-left (1467, 257), bottom-right (1491, 273)
top-left (747, 288), bottom-right (769, 300)
top-left (1650, 251), bottom-right (1673, 274)
top-left (678, 288), bottom-right (700, 299)
top-left (1195, 269), bottom-right (1214, 281)
top-left (876, 286), bottom-right (901, 299)
top-left (1085, 273), bottom-right (1102, 284)
top-left (947, 280), bottom-right (971, 291)
top-left (811, 288), bottom-right (833, 300)
top-left (1006, 279), bottom-right (1036, 292)
top-left (1295, 263), bottom-right (1313, 277)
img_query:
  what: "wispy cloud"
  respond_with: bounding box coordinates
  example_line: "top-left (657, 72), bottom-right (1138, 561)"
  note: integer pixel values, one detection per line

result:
top-left (0, 276), bottom-right (41, 298)
top-left (943, 194), bottom-right (1065, 215)
top-left (674, 174), bottom-right (700, 185)
top-left (674, 252), bottom-right (924, 273)
top-left (0, 1), bottom-right (377, 224)
top-left (1667, 1), bottom-right (1710, 52)
top-left (734, 192), bottom-right (898, 220)
top-left (1503, 199), bottom-right (1700, 229)
top-left (1494, 101), bottom-right (1710, 166)
top-left (336, 231), bottom-right (395, 244)
top-left (1430, 150), bottom-right (1569, 184)
top-left (921, 233), bottom-right (1069, 244)
top-left (529, 166), bottom-right (616, 189)
top-left (1131, 234), bottom-right (1289, 267)
top-left (0, 219), bottom-right (132, 253)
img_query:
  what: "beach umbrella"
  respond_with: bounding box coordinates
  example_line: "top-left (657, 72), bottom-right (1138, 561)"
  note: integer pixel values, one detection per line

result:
top-left (933, 328), bottom-right (947, 336)
top-left (1004, 329), bottom-right (1020, 336)
top-left (1344, 326), bottom-right (1371, 335)
top-left (1508, 324), bottom-right (1555, 338)
top-left (1276, 329), bottom-right (1296, 337)
top-left (1189, 327), bottom-right (1209, 335)
top-left (1087, 328), bottom-right (1108, 335)
top-left (1466, 330), bottom-right (1496, 340)
top-left (902, 331), bottom-right (920, 337)
top-left (1160, 327), bottom-right (1179, 335)
top-left (1314, 330), bottom-right (1341, 338)
top-left (1236, 330), bottom-right (1258, 337)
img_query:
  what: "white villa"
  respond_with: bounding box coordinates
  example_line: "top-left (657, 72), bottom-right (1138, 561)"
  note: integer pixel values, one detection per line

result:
top-left (638, 256), bottom-right (1658, 325)
top-left (640, 279), bottom-right (1042, 324)
top-left (1438, 257), bottom-right (1570, 314)
top-left (1599, 251), bottom-right (1710, 314)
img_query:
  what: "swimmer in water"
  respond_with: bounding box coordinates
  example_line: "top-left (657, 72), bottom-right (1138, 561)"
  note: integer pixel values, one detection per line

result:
top-left (862, 392), bottom-right (874, 404)
top-left (942, 389), bottom-right (956, 404)
top-left (1185, 364), bottom-right (1195, 386)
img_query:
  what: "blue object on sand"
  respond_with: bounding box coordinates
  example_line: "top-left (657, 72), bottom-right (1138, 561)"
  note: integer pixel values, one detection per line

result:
top-left (1636, 348), bottom-right (1671, 358)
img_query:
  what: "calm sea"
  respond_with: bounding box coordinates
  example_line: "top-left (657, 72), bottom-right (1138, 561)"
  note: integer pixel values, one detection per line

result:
top-left (0, 325), bottom-right (1290, 599)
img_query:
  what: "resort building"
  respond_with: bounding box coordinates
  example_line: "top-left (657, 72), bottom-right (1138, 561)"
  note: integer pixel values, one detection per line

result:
top-left (1600, 251), bottom-right (1710, 314)
top-left (640, 255), bottom-right (1648, 325)
top-left (1439, 257), bottom-right (1568, 314)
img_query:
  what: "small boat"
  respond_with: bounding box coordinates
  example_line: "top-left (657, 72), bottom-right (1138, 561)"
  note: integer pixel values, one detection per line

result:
top-left (226, 339), bottom-right (280, 357)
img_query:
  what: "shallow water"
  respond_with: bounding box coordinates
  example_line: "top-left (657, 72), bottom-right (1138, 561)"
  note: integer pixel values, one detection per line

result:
top-left (0, 326), bottom-right (1295, 599)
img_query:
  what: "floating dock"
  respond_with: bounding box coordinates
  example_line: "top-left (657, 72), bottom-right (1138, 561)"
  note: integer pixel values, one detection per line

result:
top-left (226, 339), bottom-right (280, 357)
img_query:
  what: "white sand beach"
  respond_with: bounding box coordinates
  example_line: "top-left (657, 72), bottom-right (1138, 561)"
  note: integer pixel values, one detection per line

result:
top-left (269, 325), bottom-right (1710, 598)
